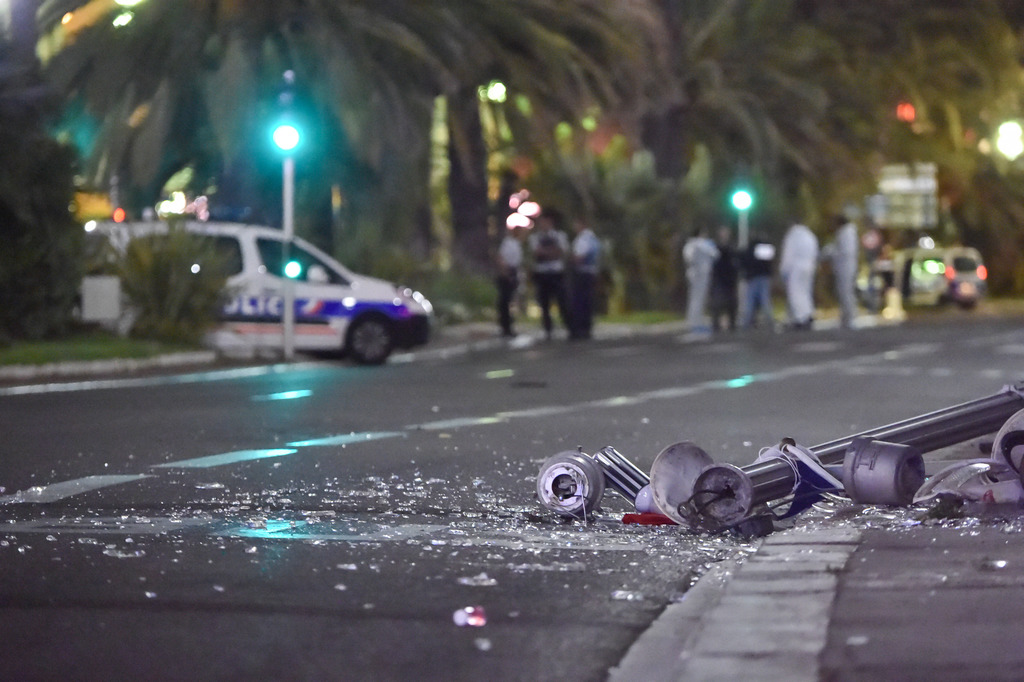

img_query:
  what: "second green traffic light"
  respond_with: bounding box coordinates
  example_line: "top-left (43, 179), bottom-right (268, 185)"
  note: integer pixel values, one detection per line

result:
top-left (731, 189), bottom-right (753, 211)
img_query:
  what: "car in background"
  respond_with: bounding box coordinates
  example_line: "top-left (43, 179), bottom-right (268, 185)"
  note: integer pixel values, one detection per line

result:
top-left (896, 246), bottom-right (987, 309)
top-left (87, 221), bottom-right (432, 364)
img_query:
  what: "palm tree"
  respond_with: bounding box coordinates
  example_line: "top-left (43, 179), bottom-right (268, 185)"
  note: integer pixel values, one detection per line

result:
top-left (36, 0), bottom-right (663, 273)
top-left (636, 1), bottom-right (850, 224)
top-left (39, 2), bottom-right (447, 254)
top-left (861, 0), bottom-right (1024, 292)
top-left (639, 1), bottom-right (1024, 223)
top-left (419, 0), bottom-right (667, 270)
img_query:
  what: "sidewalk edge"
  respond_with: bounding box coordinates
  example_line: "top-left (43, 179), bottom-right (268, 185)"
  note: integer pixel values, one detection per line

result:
top-left (609, 527), bottom-right (863, 682)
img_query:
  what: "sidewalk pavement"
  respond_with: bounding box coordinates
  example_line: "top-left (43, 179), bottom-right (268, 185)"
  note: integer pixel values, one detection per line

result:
top-left (611, 508), bottom-right (1024, 682)
top-left (402, 307), bottom-right (895, 363)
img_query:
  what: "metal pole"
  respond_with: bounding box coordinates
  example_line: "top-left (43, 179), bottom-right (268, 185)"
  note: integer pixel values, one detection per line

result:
top-left (736, 209), bottom-right (750, 324)
top-left (692, 382), bottom-right (1024, 527)
top-left (282, 156), bottom-right (295, 362)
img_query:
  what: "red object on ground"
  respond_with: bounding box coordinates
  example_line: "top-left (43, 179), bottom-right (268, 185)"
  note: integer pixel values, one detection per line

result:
top-left (622, 512), bottom-right (677, 525)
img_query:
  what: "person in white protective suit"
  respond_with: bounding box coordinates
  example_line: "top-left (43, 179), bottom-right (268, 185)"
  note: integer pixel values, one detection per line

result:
top-left (683, 227), bottom-right (719, 332)
top-left (779, 222), bottom-right (819, 330)
top-left (823, 215), bottom-right (859, 329)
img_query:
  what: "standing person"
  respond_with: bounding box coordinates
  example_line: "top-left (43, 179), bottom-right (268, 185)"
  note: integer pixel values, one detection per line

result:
top-left (860, 224), bottom-right (884, 312)
top-left (683, 226), bottom-right (718, 333)
top-left (708, 225), bottom-right (739, 332)
top-left (495, 225), bottom-right (524, 338)
top-left (528, 210), bottom-right (571, 340)
top-left (874, 242), bottom-right (900, 317)
top-left (824, 215), bottom-right (859, 329)
top-left (740, 232), bottom-right (776, 329)
top-left (779, 221), bottom-right (819, 330)
top-left (569, 217), bottom-right (601, 340)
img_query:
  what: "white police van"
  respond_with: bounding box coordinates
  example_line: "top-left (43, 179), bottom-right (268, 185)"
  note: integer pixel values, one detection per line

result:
top-left (91, 221), bottom-right (432, 364)
top-left (895, 246), bottom-right (987, 309)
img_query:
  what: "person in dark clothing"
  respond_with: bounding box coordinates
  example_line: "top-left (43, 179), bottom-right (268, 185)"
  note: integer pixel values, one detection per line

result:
top-left (740, 232), bottom-right (777, 329)
top-left (528, 211), bottom-right (571, 340)
top-left (569, 217), bottom-right (601, 340)
top-left (708, 226), bottom-right (739, 332)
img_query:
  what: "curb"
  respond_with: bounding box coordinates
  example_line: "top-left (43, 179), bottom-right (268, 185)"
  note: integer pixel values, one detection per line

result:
top-left (610, 527), bottom-right (862, 682)
top-left (0, 350), bottom-right (218, 383)
top-left (395, 320), bottom-right (693, 363)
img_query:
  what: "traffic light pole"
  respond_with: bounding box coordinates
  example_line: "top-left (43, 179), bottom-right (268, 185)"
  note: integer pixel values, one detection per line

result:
top-left (735, 200), bottom-right (750, 322)
top-left (728, 188), bottom-right (754, 326)
top-left (282, 156), bottom-right (295, 361)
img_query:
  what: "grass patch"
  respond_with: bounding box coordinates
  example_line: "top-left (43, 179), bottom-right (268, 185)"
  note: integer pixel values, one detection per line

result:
top-left (0, 331), bottom-right (198, 366)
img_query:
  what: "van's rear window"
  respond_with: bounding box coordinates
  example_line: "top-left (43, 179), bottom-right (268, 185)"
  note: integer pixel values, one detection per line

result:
top-left (952, 256), bottom-right (979, 272)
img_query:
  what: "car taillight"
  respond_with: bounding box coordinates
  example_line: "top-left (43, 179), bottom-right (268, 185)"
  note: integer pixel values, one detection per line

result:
top-left (977, 265), bottom-right (988, 280)
top-left (944, 267), bottom-right (955, 281)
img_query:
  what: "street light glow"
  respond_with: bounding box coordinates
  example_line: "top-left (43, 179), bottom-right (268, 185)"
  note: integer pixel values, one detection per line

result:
top-left (480, 80), bottom-right (507, 103)
top-left (997, 121), bottom-right (1024, 160)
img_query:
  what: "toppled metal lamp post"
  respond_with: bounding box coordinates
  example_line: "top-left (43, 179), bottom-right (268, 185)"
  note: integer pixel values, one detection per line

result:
top-left (687, 381), bottom-right (1024, 529)
top-left (536, 382), bottom-right (1024, 532)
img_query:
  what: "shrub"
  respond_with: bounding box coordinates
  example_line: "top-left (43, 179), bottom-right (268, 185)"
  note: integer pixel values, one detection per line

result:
top-left (366, 248), bottom-right (497, 324)
top-left (419, 269), bottom-right (497, 324)
top-left (0, 139), bottom-right (82, 343)
top-left (119, 226), bottom-right (232, 344)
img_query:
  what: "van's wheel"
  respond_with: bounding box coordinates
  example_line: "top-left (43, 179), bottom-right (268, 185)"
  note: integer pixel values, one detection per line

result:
top-left (347, 316), bottom-right (393, 365)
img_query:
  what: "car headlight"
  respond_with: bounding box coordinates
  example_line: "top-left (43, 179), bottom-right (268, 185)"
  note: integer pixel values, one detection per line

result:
top-left (396, 286), bottom-right (433, 315)
top-left (411, 290), bottom-right (433, 315)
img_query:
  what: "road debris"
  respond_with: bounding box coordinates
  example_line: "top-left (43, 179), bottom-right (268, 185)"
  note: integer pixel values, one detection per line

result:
top-left (453, 606), bottom-right (487, 627)
top-left (914, 459), bottom-right (1022, 504)
top-left (536, 381), bottom-right (1024, 534)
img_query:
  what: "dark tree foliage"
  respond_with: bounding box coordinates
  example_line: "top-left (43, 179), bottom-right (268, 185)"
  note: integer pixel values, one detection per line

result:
top-left (0, 49), bottom-right (81, 342)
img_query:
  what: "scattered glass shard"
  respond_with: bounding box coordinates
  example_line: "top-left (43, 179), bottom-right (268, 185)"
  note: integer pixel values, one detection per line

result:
top-left (102, 548), bottom-right (145, 559)
top-left (980, 559), bottom-right (1008, 571)
top-left (457, 573), bottom-right (497, 587)
top-left (610, 590), bottom-right (644, 601)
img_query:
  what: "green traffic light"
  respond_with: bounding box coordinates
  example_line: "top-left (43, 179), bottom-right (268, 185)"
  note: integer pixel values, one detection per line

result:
top-left (284, 260), bottom-right (302, 278)
top-left (731, 189), bottom-right (753, 211)
top-left (273, 124), bottom-right (301, 151)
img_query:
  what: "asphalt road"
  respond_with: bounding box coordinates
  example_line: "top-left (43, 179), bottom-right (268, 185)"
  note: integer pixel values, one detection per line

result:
top-left (0, 313), bottom-right (1021, 681)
